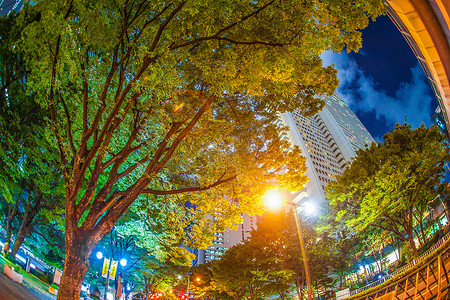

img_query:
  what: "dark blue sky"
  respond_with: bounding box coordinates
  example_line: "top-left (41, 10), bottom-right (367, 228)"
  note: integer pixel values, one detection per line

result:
top-left (322, 15), bottom-right (437, 141)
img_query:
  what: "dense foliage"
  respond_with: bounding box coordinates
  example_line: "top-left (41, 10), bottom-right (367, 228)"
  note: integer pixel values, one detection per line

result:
top-left (0, 9), bottom-right (65, 259)
top-left (326, 123), bottom-right (450, 256)
top-left (204, 211), bottom-right (334, 300)
top-left (2, 0), bottom-right (385, 298)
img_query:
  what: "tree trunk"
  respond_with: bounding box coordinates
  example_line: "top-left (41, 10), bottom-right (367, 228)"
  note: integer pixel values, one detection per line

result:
top-left (11, 198), bottom-right (34, 257)
top-left (57, 234), bottom-right (97, 300)
top-left (294, 277), bottom-right (302, 300)
top-left (56, 251), bottom-right (90, 299)
top-left (408, 232), bottom-right (419, 257)
top-left (115, 274), bottom-right (123, 300)
top-left (11, 230), bottom-right (27, 257)
top-left (4, 199), bottom-right (19, 254)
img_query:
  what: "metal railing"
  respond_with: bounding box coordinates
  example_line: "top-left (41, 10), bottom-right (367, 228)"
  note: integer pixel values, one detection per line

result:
top-left (350, 244), bottom-right (450, 300)
top-left (349, 229), bottom-right (450, 297)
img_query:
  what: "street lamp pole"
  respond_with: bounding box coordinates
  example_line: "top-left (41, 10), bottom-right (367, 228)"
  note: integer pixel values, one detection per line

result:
top-left (186, 275), bottom-right (190, 298)
top-left (103, 261), bottom-right (111, 300)
top-left (96, 252), bottom-right (127, 300)
top-left (264, 191), bottom-right (314, 300)
top-left (291, 203), bottom-right (314, 300)
top-left (186, 270), bottom-right (193, 299)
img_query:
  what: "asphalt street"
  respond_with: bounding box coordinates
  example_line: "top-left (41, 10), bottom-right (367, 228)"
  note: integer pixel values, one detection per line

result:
top-left (0, 271), bottom-right (55, 300)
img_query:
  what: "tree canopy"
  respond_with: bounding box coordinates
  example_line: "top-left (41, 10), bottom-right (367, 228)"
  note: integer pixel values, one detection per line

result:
top-left (326, 123), bottom-right (450, 256)
top-left (5, 0), bottom-right (385, 298)
top-left (209, 211), bottom-right (334, 299)
top-left (0, 9), bottom-right (65, 258)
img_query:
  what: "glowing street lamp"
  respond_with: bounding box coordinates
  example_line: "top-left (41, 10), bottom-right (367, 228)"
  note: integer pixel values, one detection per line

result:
top-left (96, 251), bottom-right (127, 300)
top-left (120, 258), bottom-right (127, 267)
top-left (264, 191), bottom-right (314, 300)
top-left (186, 270), bottom-right (193, 299)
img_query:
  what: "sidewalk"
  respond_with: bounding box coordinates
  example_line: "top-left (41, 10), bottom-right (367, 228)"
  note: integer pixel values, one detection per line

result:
top-left (0, 255), bottom-right (56, 300)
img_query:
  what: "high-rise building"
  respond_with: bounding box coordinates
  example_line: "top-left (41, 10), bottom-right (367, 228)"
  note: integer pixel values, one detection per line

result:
top-left (276, 93), bottom-right (374, 207)
top-left (193, 214), bottom-right (257, 266)
top-left (0, 0), bottom-right (22, 16)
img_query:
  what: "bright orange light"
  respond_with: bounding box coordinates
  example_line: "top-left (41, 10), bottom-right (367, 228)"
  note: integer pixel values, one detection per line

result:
top-left (174, 103), bottom-right (184, 112)
top-left (264, 191), bottom-right (284, 210)
top-left (196, 277), bottom-right (200, 282)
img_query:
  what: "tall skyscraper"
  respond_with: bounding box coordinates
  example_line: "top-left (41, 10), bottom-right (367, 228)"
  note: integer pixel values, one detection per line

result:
top-left (277, 93), bottom-right (374, 207)
top-left (0, 0), bottom-right (22, 16)
top-left (193, 214), bottom-right (257, 266)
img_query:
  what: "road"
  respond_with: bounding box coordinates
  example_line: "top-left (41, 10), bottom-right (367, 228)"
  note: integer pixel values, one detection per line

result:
top-left (0, 271), bottom-right (56, 300)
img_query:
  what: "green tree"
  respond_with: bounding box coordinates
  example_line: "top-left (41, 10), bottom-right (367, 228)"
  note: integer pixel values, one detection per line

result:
top-left (212, 242), bottom-right (266, 300)
top-left (253, 210), bottom-right (334, 298)
top-left (189, 263), bottom-right (220, 300)
top-left (326, 123), bottom-right (450, 257)
top-left (84, 204), bottom-right (193, 299)
top-left (0, 10), bottom-right (65, 257)
top-left (211, 211), bottom-right (331, 300)
top-left (249, 211), bottom-right (300, 299)
top-left (13, 0), bottom-right (384, 298)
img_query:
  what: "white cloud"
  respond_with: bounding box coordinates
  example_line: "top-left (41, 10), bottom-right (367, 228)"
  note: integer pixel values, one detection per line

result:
top-left (321, 51), bottom-right (435, 129)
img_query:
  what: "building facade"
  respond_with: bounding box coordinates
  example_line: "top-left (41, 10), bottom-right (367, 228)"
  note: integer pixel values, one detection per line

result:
top-left (0, 0), bottom-right (22, 16)
top-left (193, 214), bottom-right (257, 266)
top-left (277, 93), bottom-right (375, 208)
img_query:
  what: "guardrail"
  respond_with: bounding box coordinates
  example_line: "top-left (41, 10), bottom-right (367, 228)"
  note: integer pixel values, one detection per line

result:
top-left (349, 244), bottom-right (450, 300)
top-left (349, 229), bottom-right (450, 297)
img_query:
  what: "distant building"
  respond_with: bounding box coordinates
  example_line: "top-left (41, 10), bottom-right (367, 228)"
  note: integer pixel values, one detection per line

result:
top-left (432, 106), bottom-right (449, 138)
top-left (276, 93), bottom-right (374, 208)
top-left (193, 214), bottom-right (257, 266)
top-left (0, 0), bottom-right (22, 16)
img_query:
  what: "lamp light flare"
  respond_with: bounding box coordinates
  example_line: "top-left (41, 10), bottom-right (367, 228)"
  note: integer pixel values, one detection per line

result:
top-left (196, 277), bottom-right (200, 282)
top-left (120, 258), bottom-right (127, 266)
top-left (174, 103), bottom-right (184, 112)
top-left (264, 191), bottom-right (284, 210)
top-left (96, 252), bottom-right (103, 259)
top-left (302, 201), bottom-right (316, 216)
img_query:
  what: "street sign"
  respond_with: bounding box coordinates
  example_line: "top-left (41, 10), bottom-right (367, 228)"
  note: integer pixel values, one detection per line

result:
top-left (109, 260), bottom-right (118, 279)
top-left (101, 258), bottom-right (110, 278)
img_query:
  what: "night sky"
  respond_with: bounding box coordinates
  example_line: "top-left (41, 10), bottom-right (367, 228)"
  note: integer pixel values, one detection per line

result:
top-left (322, 15), bottom-right (437, 141)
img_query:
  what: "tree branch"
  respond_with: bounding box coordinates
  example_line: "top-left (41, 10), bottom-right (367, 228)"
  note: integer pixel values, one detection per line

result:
top-left (149, 1), bottom-right (187, 53)
top-left (59, 94), bottom-right (76, 156)
top-left (30, 229), bottom-right (62, 248)
top-left (115, 174), bottom-right (237, 197)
